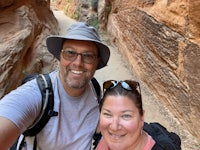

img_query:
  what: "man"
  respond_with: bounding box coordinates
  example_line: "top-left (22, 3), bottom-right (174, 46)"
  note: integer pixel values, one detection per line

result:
top-left (0, 22), bottom-right (110, 150)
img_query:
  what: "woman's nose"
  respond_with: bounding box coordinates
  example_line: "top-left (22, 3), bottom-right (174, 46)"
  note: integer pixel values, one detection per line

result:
top-left (109, 118), bottom-right (121, 131)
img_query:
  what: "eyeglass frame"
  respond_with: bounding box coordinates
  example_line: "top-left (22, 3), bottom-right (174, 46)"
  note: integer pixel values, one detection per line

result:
top-left (61, 49), bottom-right (98, 64)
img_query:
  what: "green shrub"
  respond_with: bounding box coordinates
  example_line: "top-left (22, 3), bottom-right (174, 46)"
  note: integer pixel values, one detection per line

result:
top-left (87, 17), bottom-right (99, 30)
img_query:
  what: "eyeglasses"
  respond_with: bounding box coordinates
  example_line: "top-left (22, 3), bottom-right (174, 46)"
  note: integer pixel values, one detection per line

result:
top-left (103, 80), bottom-right (141, 94)
top-left (61, 49), bottom-right (98, 64)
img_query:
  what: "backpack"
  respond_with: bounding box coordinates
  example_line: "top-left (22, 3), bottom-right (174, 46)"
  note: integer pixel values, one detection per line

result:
top-left (143, 122), bottom-right (182, 150)
top-left (10, 73), bottom-right (101, 150)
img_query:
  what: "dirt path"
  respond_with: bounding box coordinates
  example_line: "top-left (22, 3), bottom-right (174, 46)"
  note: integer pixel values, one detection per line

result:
top-left (53, 10), bottom-right (198, 150)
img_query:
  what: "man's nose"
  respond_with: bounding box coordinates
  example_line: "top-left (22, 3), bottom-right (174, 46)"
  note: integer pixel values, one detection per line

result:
top-left (73, 54), bottom-right (83, 65)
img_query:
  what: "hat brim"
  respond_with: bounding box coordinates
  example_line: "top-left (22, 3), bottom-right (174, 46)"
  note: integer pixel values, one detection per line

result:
top-left (46, 35), bottom-right (110, 70)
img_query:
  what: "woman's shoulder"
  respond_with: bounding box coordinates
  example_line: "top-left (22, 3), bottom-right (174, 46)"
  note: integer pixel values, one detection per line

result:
top-left (95, 138), bottom-right (108, 150)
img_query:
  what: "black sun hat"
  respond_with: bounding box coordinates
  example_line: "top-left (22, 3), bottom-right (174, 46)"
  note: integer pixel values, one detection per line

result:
top-left (46, 22), bottom-right (110, 70)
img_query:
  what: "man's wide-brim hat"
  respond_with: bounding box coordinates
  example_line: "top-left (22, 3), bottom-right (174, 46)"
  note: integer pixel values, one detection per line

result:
top-left (46, 22), bottom-right (110, 70)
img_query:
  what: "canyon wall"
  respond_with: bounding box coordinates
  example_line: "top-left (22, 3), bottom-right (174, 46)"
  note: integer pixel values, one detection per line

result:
top-left (105, 0), bottom-right (200, 142)
top-left (0, 0), bottom-right (59, 98)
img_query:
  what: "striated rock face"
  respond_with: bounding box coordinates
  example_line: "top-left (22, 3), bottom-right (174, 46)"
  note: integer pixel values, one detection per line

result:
top-left (143, 0), bottom-right (200, 45)
top-left (105, 0), bottom-right (200, 143)
top-left (0, 0), bottom-right (59, 98)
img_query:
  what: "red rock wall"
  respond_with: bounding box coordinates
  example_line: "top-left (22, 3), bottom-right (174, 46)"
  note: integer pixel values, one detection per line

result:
top-left (0, 0), bottom-right (59, 98)
top-left (106, 0), bottom-right (200, 143)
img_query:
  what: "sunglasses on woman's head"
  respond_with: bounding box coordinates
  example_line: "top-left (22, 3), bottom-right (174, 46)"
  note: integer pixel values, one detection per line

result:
top-left (103, 80), bottom-right (141, 94)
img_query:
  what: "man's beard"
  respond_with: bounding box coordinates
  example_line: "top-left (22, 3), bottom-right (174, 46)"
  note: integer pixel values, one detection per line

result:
top-left (63, 70), bottom-right (93, 89)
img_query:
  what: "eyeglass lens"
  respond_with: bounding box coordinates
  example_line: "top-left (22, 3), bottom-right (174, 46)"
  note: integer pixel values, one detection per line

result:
top-left (61, 49), bottom-right (97, 64)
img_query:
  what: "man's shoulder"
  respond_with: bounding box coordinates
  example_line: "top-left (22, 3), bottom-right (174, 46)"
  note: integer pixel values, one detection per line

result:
top-left (49, 70), bottom-right (59, 79)
top-left (48, 70), bottom-right (59, 86)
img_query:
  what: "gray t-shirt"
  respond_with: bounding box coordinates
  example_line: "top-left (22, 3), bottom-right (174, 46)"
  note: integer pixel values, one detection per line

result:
top-left (0, 70), bottom-right (100, 150)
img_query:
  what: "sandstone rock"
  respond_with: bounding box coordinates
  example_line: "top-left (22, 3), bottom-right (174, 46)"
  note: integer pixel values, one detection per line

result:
top-left (0, 0), bottom-right (59, 98)
top-left (0, 0), bottom-right (14, 8)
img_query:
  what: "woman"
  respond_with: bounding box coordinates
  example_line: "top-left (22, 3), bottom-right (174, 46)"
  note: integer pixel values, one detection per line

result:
top-left (96, 80), bottom-right (156, 150)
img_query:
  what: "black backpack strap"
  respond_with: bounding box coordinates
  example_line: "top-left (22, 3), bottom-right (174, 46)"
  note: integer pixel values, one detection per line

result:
top-left (91, 77), bottom-right (102, 149)
top-left (92, 132), bottom-right (102, 149)
top-left (33, 136), bottom-right (37, 150)
top-left (23, 74), bottom-right (58, 136)
top-left (91, 77), bottom-right (101, 103)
